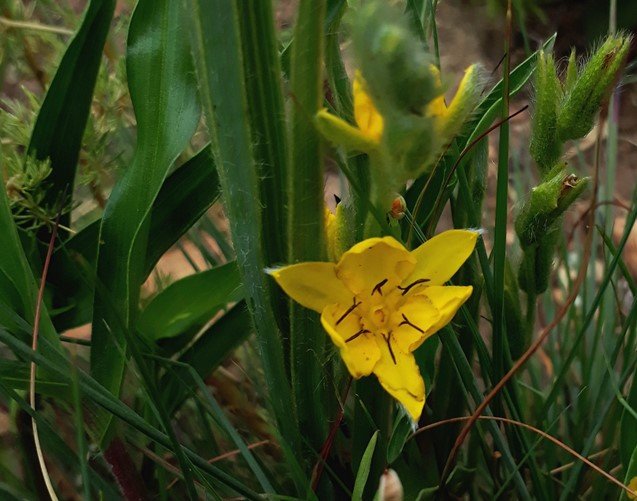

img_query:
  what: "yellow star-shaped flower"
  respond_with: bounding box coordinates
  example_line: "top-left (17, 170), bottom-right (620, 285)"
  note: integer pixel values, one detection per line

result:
top-left (268, 229), bottom-right (478, 421)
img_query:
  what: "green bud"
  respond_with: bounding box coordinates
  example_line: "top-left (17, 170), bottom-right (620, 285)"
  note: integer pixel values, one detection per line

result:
top-left (557, 34), bottom-right (632, 141)
top-left (529, 51), bottom-right (563, 174)
top-left (564, 48), bottom-right (578, 94)
top-left (515, 167), bottom-right (589, 248)
top-left (350, 2), bottom-right (437, 116)
top-left (516, 167), bottom-right (589, 294)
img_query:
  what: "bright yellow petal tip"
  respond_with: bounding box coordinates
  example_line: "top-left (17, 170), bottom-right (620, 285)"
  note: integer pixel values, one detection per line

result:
top-left (629, 477), bottom-right (637, 500)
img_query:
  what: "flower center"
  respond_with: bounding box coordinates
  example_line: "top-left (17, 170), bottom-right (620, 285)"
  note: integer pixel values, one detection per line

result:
top-left (339, 277), bottom-right (429, 364)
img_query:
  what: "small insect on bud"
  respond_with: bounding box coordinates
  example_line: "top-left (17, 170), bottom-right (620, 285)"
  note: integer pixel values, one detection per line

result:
top-left (377, 469), bottom-right (404, 501)
top-left (389, 195), bottom-right (407, 220)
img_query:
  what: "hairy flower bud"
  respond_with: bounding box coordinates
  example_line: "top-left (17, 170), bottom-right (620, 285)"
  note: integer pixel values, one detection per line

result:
top-left (529, 51), bottom-right (562, 174)
top-left (351, 3), bottom-right (437, 116)
top-left (557, 34), bottom-right (631, 141)
top-left (515, 168), bottom-right (589, 293)
top-left (515, 168), bottom-right (589, 248)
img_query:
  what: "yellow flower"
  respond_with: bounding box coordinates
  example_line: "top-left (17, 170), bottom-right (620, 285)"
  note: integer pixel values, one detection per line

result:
top-left (315, 66), bottom-right (482, 159)
top-left (628, 476), bottom-right (637, 500)
top-left (315, 71), bottom-right (384, 153)
top-left (268, 229), bottom-right (479, 421)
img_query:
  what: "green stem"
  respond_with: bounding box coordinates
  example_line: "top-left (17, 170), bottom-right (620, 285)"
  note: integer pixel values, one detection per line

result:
top-left (287, 0), bottom-right (329, 464)
top-left (525, 290), bottom-right (537, 344)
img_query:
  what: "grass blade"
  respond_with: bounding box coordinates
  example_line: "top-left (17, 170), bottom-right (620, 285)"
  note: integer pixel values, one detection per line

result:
top-left (352, 431), bottom-right (379, 501)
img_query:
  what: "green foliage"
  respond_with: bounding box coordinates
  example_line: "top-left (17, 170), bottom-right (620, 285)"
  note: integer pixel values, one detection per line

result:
top-left (0, 0), bottom-right (635, 499)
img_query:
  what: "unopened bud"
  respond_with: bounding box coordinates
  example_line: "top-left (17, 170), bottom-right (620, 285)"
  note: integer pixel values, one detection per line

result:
top-left (325, 201), bottom-right (354, 262)
top-left (377, 469), bottom-right (403, 501)
top-left (389, 195), bottom-right (407, 220)
top-left (564, 48), bottom-right (578, 94)
top-left (557, 34), bottom-right (632, 141)
top-left (515, 168), bottom-right (589, 248)
top-left (516, 168), bottom-right (589, 294)
top-left (529, 51), bottom-right (563, 174)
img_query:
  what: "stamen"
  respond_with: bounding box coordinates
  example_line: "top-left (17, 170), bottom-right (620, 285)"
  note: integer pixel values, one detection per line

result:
top-left (383, 332), bottom-right (397, 364)
top-left (336, 297), bottom-right (361, 326)
top-left (397, 278), bottom-right (430, 296)
top-left (399, 313), bottom-right (424, 333)
top-left (345, 329), bottom-right (370, 343)
top-left (372, 278), bottom-right (388, 296)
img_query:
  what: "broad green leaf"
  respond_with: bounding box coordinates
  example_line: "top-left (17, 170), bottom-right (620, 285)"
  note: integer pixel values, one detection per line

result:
top-left (138, 262), bottom-right (242, 341)
top-left (352, 431), bottom-right (379, 501)
top-left (186, 0), bottom-right (302, 468)
top-left (50, 145), bottom-right (219, 331)
top-left (27, 0), bottom-right (116, 215)
top-left (90, 0), bottom-right (200, 443)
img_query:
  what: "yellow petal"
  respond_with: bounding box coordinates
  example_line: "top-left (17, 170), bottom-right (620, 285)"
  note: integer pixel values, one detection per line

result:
top-left (426, 64), bottom-right (447, 118)
top-left (336, 237), bottom-right (416, 296)
top-left (392, 295), bottom-right (441, 352)
top-left (438, 64), bottom-right (483, 141)
top-left (419, 285), bottom-right (473, 333)
top-left (315, 108), bottom-right (378, 153)
top-left (268, 262), bottom-right (352, 313)
top-left (373, 335), bottom-right (425, 421)
top-left (405, 229), bottom-right (479, 287)
top-left (321, 303), bottom-right (380, 377)
top-left (353, 71), bottom-right (384, 142)
top-left (628, 476), bottom-right (637, 500)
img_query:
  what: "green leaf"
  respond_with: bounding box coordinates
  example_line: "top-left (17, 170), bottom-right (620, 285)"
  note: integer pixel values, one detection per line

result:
top-left (352, 431), bottom-right (379, 501)
top-left (186, 0), bottom-right (303, 473)
top-left (138, 262), bottom-right (242, 341)
top-left (50, 145), bottom-right (219, 331)
top-left (160, 301), bottom-right (252, 414)
top-left (27, 0), bottom-right (116, 214)
top-left (387, 411), bottom-right (414, 464)
top-left (90, 0), bottom-right (200, 442)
